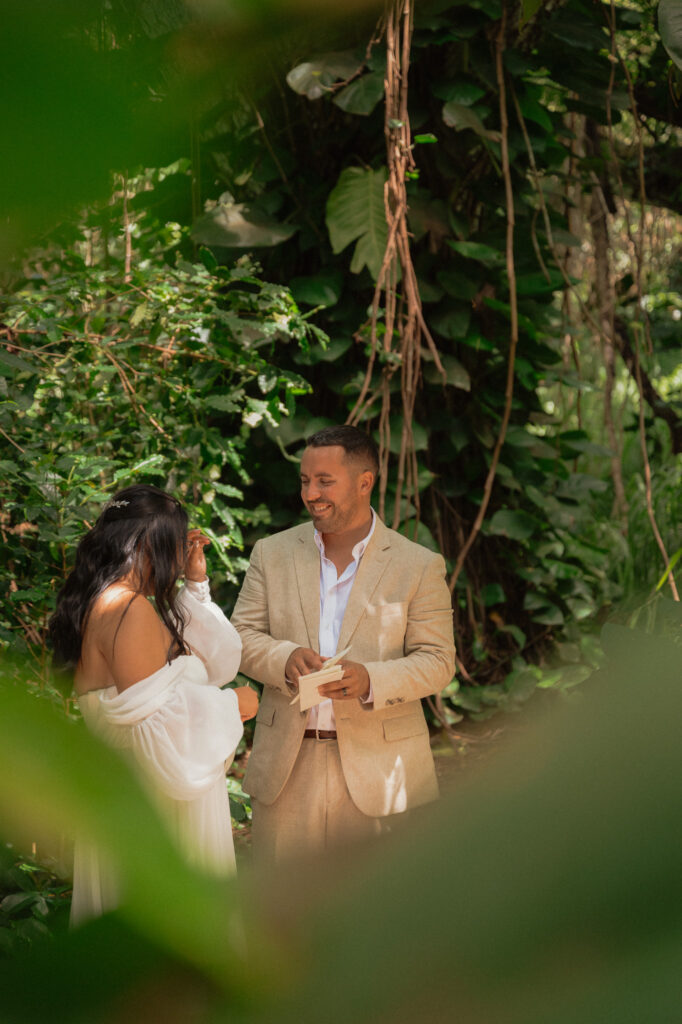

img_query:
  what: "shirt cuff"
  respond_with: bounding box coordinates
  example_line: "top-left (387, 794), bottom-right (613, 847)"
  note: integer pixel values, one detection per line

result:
top-left (184, 577), bottom-right (212, 604)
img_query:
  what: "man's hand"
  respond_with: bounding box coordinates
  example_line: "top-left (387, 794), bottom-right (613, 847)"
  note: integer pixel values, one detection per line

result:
top-left (185, 528), bottom-right (210, 582)
top-left (284, 647), bottom-right (326, 691)
top-left (318, 660), bottom-right (370, 701)
top-left (235, 685), bottom-right (259, 722)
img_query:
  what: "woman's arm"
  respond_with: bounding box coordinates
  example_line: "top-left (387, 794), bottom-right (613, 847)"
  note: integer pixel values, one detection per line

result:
top-left (178, 529), bottom-right (243, 686)
top-left (176, 583), bottom-right (242, 686)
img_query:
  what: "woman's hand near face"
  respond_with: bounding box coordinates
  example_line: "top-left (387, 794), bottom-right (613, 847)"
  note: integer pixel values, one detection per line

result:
top-left (185, 529), bottom-right (210, 581)
top-left (235, 685), bottom-right (259, 722)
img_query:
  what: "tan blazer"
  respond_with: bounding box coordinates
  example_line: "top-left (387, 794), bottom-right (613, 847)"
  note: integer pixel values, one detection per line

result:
top-left (231, 516), bottom-right (456, 818)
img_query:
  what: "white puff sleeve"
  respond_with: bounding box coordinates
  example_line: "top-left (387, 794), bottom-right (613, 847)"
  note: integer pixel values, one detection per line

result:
top-left (176, 578), bottom-right (242, 686)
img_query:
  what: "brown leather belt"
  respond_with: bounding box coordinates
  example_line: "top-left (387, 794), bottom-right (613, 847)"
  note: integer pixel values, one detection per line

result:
top-left (303, 729), bottom-right (337, 740)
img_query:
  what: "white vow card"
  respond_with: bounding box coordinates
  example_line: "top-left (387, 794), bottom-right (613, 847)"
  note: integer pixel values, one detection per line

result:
top-left (293, 664), bottom-right (344, 711)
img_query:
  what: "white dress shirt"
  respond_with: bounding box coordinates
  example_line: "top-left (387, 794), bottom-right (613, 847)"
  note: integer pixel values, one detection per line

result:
top-left (307, 509), bottom-right (376, 732)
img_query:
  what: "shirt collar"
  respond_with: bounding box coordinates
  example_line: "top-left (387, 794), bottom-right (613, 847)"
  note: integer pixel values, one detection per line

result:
top-left (314, 508), bottom-right (376, 563)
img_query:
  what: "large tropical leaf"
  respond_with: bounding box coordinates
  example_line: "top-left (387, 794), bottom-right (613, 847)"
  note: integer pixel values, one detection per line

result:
top-left (191, 200), bottom-right (297, 248)
top-left (0, 679), bottom-right (248, 989)
top-left (443, 101), bottom-right (501, 141)
top-left (325, 166), bottom-right (388, 280)
top-left (286, 51), bottom-right (360, 99)
top-left (233, 638), bottom-right (682, 1024)
top-left (659, 0), bottom-right (682, 71)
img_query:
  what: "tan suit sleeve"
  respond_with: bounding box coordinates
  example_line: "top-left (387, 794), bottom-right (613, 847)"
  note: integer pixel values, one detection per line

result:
top-left (231, 540), bottom-right (298, 696)
top-left (365, 553), bottom-right (455, 710)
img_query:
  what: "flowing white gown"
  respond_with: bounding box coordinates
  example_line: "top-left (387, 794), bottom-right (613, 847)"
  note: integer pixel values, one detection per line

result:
top-left (70, 578), bottom-right (244, 925)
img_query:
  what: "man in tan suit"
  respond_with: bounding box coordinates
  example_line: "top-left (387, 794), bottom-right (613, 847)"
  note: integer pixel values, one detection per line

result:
top-left (232, 425), bottom-right (455, 860)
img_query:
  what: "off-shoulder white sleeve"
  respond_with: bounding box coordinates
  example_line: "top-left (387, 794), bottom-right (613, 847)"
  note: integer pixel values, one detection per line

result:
top-left (95, 656), bottom-right (244, 801)
top-left (176, 578), bottom-right (242, 686)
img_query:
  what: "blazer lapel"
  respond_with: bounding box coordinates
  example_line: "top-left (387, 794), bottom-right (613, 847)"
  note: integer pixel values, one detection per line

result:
top-left (337, 519), bottom-right (392, 651)
top-left (293, 527), bottom-right (321, 650)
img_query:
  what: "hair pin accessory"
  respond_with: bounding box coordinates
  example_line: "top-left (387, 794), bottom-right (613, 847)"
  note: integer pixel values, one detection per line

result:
top-left (108, 499), bottom-right (130, 508)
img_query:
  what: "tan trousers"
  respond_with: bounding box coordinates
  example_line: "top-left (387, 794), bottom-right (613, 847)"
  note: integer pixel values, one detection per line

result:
top-left (251, 737), bottom-right (382, 864)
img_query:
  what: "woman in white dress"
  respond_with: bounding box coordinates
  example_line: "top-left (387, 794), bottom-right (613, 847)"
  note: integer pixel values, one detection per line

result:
top-left (48, 484), bottom-right (257, 924)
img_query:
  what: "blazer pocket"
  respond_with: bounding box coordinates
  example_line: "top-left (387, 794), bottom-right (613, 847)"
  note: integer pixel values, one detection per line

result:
top-left (255, 706), bottom-right (275, 726)
top-left (383, 715), bottom-right (424, 742)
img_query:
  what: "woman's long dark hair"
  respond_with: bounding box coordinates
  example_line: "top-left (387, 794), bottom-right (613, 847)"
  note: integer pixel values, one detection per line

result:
top-left (49, 484), bottom-right (190, 671)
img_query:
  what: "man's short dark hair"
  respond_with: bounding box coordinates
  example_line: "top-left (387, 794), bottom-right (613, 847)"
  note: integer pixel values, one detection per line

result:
top-left (305, 425), bottom-right (380, 479)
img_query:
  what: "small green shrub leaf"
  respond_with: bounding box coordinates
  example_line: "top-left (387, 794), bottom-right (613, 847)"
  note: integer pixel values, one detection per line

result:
top-left (333, 72), bottom-right (384, 115)
top-left (488, 509), bottom-right (540, 541)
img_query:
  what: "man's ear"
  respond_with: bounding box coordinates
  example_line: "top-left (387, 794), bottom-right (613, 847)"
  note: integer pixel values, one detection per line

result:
top-left (359, 470), bottom-right (374, 494)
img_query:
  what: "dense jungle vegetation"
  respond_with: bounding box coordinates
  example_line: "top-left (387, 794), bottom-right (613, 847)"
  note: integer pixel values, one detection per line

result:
top-left (0, 1), bottom-right (681, 1018)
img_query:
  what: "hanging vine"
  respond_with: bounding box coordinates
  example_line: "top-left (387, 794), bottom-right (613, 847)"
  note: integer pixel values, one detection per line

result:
top-left (347, 0), bottom-right (445, 530)
top-left (447, 4), bottom-right (519, 595)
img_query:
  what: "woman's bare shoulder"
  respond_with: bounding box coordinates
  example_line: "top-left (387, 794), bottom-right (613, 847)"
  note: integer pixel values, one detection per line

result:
top-left (88, 587), bottom-right (171, 691)
top-left (88, 587), bottom-right (164, 643)
top-left (91, 584), bottom-right (147, 620)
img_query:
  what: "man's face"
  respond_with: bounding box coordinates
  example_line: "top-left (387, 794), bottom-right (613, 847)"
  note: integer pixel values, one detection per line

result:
top-left (300, 445), bottom-right (370, 535)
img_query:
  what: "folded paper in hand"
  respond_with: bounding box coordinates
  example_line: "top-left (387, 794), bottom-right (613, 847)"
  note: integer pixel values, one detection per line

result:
top-left (292, 664), bottom-right (344, 712)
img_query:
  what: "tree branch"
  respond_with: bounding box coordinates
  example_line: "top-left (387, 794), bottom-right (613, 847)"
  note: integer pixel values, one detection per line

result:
top-left (613, 318), bottom-right (682, 454)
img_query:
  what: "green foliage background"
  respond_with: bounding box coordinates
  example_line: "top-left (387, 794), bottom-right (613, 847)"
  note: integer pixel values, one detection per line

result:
top-left (1, 0), bottom-right (682, 1007)
top-left (1, 193), bottom-right (320, 674)
top-left (3, 0), bottom-right (682, 715)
